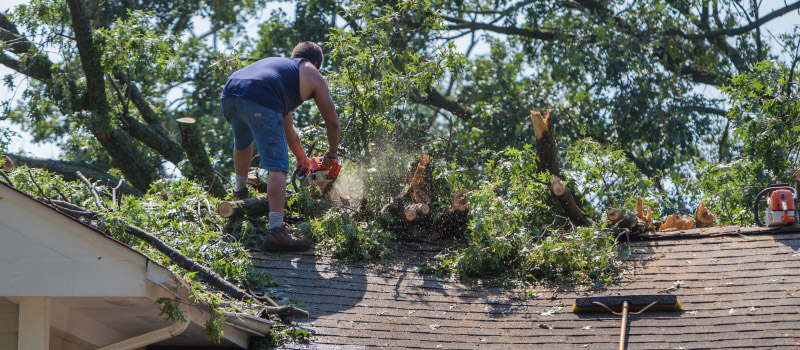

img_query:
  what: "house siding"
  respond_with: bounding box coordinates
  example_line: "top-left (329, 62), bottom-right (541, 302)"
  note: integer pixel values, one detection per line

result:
top-left (0, 297), bottom-right (18, 350)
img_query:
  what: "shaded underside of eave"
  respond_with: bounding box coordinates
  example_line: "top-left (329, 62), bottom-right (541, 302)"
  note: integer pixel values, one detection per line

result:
top-left (258, 226), bottom-right (800, 349)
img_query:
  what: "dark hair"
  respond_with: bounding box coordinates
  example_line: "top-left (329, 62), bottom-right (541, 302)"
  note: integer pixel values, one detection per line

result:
top-left (291, 41), bottom-right (324, 67)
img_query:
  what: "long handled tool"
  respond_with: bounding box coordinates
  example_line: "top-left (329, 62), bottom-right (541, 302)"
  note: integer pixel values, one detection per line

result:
top-left (572, 295), bottom-right (682, 350)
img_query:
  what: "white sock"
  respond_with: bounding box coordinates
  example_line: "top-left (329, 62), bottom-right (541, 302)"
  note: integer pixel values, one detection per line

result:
top-left (268, 212), bottom-right (283, 230)
top-left (235, 175), bottom-right (247, 192)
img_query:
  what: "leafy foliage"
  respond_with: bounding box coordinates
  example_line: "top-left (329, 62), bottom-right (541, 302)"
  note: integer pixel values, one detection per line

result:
top-left (299, 207), bottom-right (394, 262)
top-left (695, 61), bottom-right (800, 226)
top-left (432, 147), bottom-right (623, 285)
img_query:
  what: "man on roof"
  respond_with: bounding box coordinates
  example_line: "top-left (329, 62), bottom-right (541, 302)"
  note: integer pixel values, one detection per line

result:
top-left (221, 41), bottom-right (340, 252)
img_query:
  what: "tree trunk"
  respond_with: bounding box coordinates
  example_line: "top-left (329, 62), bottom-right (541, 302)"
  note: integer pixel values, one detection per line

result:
top-left (66, 0), bottom-right (156, 192)
top-left (177, 117), bottom-right (226, 198)
top-left (529, 109), bottom-right (592, 227)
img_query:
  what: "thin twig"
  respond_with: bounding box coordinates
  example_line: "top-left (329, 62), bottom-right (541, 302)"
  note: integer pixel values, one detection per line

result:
top-left (50, 186), bottom-right (69, 201)
top-left (76, 171), bottom-right (106, 210)
top-left (27, 169), bottom-right (52, 205)
top-left (0, 170), bottom-right (13, 187)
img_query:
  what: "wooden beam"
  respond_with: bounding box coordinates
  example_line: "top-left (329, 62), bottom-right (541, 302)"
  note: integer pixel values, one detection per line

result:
top-left (18, 297), bottom-right (49, 350)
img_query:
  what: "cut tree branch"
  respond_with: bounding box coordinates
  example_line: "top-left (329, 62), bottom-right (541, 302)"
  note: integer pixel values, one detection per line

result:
top-left (529, 109), bottom-right (592, 227)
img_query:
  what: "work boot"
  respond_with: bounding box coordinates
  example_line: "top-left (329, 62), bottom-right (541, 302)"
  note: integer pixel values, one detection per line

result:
top-left (262, 225), bottom-right (311, 252)
top-left (232, 188), bottom-right (250, 200)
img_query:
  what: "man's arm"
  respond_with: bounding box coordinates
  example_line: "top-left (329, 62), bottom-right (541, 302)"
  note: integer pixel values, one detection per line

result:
top-left (314, 86), bottom-right (340, 160)
top-left (284, 111), bottom-right (308, 162)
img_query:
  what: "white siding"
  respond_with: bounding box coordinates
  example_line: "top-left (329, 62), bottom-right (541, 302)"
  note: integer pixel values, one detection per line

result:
top-left (0, 297), bottom-right (18, 350)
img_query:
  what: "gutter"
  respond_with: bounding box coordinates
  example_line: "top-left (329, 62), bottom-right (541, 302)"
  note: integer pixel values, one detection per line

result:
top-left (95, 304), bottom-right (192, 350)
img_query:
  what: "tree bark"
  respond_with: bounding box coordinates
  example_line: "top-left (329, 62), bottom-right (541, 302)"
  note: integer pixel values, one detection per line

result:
top-left (176, 117), bottom-right (226, 198)
top-left (114, 72), bottom-right (185, 164)
top-left (551, 176), bottom-right (592, 227)
top-left (218, 195), bottom-right (271, 219)
top-left (66, 0), bottom-right (156, 192)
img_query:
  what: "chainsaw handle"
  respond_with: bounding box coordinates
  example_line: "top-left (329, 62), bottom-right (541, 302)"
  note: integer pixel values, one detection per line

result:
top-left (753, 186), bottom-right (797, 227)
top-left (290, 167), bottom-right (306, 193)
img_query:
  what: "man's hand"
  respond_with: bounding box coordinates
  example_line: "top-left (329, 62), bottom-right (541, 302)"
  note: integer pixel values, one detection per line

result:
top-left (323, 150), bottom-right (337, 167)
top-left (297, 156), bottom-right (312, 175)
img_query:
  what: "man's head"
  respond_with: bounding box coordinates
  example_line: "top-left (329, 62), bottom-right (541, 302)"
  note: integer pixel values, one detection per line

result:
top-left (291, 41), bottom-right (324, 69)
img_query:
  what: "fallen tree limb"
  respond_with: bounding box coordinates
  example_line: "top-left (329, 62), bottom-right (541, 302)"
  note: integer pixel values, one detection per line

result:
top-left (6, 153), bottom-right (141, 196)
top-left (42, 197), bottom-right (307, 319)
top-left (551, 176), bottom-right (592, 227)
top-left (218, 195), bottom-right (272, 218)
top-left (404, 202), bottom-right (430, 221)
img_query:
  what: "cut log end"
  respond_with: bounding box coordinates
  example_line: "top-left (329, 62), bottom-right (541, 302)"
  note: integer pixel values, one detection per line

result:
top-left (2, 156), bottom-right (14, 171)
top-left (550, 176), bottom-right (566, 196)
top-left (452, 189), bottom-right (469, 211)
top-left (218, 201), bottom-right (235, 218)
top-left (404, 203), bottom-right (430, 221)
top-left (607, 208), bottom-right (623, 222)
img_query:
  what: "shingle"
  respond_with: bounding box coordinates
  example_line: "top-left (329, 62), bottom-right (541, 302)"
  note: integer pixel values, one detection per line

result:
top-left (261, 226), bottom-right (800, 348)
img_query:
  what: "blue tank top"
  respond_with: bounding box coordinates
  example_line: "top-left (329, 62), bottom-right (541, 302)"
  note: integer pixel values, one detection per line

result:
top-left (221, 57), bottom-right (305, 116)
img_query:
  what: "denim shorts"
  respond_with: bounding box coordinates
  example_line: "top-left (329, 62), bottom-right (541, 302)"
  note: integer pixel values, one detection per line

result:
top-left (222, 97), bottom-right (289, 172)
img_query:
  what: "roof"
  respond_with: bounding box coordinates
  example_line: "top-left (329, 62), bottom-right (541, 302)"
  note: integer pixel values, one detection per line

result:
top-left (260, 225), bottom-right (800, 349)
top-left (0, 182), bottom-right (271, 348)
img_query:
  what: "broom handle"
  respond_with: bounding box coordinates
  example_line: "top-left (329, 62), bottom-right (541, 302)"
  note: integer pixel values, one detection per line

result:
top-left (619, 300), bottom-right (629, 350)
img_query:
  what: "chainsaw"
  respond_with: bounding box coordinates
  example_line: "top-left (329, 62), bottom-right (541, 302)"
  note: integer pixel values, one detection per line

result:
top-left (290, 156), bottom-right (342, 194)
top-left (753, 184), bottom-right (799, 227)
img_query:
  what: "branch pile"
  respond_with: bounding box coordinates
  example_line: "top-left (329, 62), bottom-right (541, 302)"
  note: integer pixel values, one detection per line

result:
top-left (378, 155), bottom-right (470, 236)
top-left (607, 197), bottom-right (716, 234)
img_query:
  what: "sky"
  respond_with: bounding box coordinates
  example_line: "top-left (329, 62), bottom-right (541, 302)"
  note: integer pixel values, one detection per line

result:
top-left (0, 1), bottom-right (798, 159)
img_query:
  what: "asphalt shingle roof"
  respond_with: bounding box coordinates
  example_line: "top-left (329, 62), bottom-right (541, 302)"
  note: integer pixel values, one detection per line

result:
top-left (258, 225), bottom-right (800, 349)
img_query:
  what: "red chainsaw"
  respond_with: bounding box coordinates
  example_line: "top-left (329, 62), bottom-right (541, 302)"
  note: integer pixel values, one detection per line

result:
top-left (290, 156), bottom-right (342, 194)
top-left (753, 184), bottom-right (799, 226)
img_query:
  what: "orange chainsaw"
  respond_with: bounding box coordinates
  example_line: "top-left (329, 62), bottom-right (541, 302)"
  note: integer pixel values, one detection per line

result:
top-left (291, 156), bottom-right (342, 194)
top-left (754, 184), bottom-right (799, 227)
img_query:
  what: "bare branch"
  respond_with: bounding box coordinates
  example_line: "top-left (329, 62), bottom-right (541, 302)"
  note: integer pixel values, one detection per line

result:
top-left (443, 15), bottom-right (558, 40)
top-left (664, 1), bottom-right (800, 39)
top-left (76, 171), bottom-right (106, 210)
